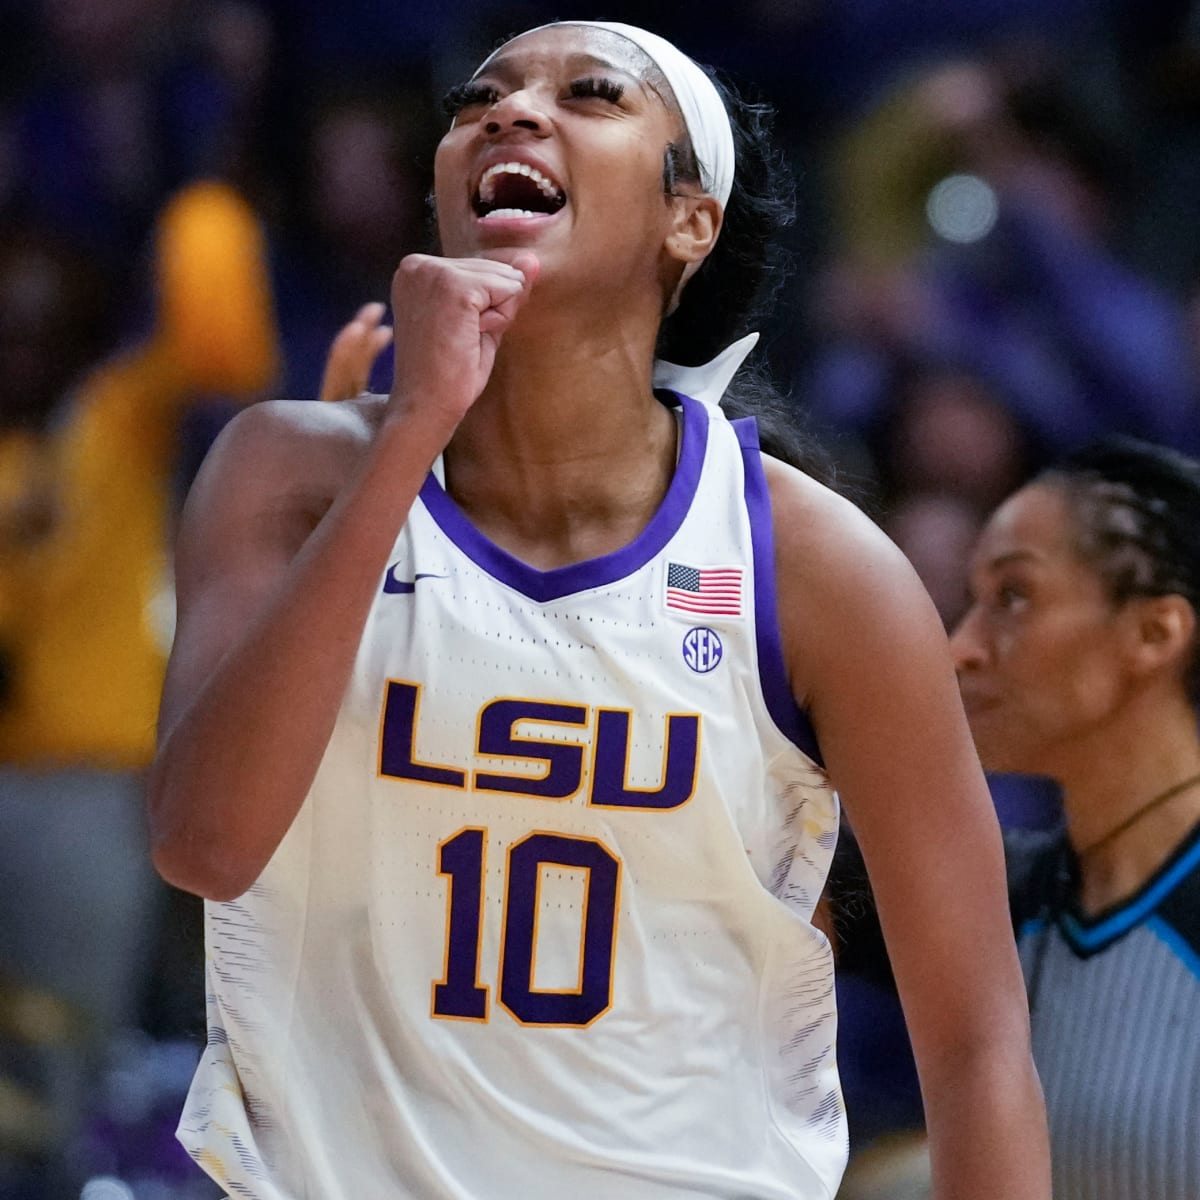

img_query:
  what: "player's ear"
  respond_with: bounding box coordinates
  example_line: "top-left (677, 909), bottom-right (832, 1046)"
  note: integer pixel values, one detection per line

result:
top-left (664, 193), bottom-right (722, 269)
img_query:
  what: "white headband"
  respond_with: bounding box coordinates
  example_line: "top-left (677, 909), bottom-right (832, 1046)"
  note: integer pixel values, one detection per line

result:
top-left (477, 20), bottom-right (735, 209)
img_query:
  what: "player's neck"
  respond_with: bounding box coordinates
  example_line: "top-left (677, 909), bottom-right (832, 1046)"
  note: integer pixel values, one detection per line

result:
top-left (480, 293), bottom-right (661, 417)
top-left (444, 330), bottom-right (678, 571)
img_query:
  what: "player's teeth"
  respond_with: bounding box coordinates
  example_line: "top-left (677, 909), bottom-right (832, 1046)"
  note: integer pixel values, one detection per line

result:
top-left (482, 208), bottom-right (538, 219)
top-left (478, 162), bottom-right (563, 204)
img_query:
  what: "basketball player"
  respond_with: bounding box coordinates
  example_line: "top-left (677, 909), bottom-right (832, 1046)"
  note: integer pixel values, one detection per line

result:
top-left (148, 21), bottom-right (1049, 1198)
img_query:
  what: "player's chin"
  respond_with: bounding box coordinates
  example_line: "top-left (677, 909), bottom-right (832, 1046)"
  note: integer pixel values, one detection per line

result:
top-left (468, 241), bottom-right (561, 292)
top-left (470, 245), bottom-right (547, 268)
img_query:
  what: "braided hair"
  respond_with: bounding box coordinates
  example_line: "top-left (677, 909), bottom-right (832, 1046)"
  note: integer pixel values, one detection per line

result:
top-left (1041, 435), bottom-right (1200, 695)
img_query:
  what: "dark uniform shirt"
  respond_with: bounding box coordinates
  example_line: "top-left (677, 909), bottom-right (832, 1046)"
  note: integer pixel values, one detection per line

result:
top-left (1011, 821), bottom-right (1200, 1200)
top-left (831, 818), bottom-right (1200, 1197)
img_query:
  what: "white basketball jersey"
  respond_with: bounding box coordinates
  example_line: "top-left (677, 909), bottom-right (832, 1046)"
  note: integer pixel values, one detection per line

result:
top-left (179, 393), bottom-right (846, 1199)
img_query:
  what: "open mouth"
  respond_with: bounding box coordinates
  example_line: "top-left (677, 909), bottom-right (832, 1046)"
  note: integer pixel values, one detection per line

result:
top-left (473, 162), bottom-right (567, 220)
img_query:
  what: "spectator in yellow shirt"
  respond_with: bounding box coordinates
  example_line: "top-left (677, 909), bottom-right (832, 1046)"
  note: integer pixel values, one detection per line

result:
top-left (0, 180), bottom-right (278, 1188)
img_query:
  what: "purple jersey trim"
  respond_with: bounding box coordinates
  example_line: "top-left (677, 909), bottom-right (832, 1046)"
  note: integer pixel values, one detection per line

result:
top-left (732, 417), bottom-right (824, 767)
top-left (418, 391), bottom-right (708, 603)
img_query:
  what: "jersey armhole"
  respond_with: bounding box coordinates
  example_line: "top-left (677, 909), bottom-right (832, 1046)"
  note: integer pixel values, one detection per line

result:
top-left (730, 416), bottom-right (824, 767)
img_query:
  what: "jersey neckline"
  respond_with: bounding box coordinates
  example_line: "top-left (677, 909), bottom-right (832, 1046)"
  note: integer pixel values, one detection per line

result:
top-left (417, 391), bottom-right (709, 603)
top-left (1057, 817), bottom-right (1200, 955)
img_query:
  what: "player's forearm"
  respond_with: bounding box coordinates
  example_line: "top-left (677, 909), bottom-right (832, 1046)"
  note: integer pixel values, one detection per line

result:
top-left (922, 1036), bottom-right (1051, 1200)
top-left (149, 412), bottom-right (450, 901)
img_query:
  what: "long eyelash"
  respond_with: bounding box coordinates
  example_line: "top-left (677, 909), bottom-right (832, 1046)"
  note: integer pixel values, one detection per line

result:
top-left (442, 82), bottom-right (499, 118)
top-left (568, 77), bottom-right (625, 103)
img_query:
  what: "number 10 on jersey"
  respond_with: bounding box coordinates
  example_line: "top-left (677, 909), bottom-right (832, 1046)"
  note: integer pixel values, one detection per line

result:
top-left (432, 828), bottom-right (622, 1027)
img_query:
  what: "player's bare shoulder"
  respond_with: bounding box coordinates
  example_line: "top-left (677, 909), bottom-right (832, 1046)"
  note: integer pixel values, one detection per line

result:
top-left (174, 393), bottom-right (391, 588)
top-left (189, 393), bottom-right (390, 525)
top-left (761, 453), bottom-right (901, 580)
top-left (217, 393), bottom-right (384, 492)
top-left (761, 453), bottom-right (942, 705)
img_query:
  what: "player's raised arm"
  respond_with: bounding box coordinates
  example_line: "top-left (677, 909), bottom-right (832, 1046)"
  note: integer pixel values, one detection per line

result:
top-left (768, 457), bottom-right (1051, 1200)
top-left (148, 255), bottom-right (538, 902)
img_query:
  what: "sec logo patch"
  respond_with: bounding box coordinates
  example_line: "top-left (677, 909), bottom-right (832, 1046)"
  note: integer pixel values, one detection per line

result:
top-left (682, 626), bottom-right (723, 674)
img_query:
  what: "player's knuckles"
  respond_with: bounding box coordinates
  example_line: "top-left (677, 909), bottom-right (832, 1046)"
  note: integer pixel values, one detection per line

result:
top-left (396, 251), bottom-right (441, 274)
top-left (393, 255), bottom-right (459, 304)
top-left (397, 256), bottom-right (520, 300)
top-left (393, 255), bottom-right (433, 287)
top-left (428, 270), bottom-right (498, 314)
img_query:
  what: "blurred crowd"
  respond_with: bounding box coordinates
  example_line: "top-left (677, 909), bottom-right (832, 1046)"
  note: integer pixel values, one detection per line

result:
top-left (0, 0), bottom-right (1197, 1196)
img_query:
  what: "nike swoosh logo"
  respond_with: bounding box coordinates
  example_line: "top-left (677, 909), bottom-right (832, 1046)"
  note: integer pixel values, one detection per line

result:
top-left (383, 567), bottom-right (449, 594)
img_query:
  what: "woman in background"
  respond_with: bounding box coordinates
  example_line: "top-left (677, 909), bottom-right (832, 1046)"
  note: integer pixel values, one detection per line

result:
top-left (952, 436), bottom-right (1200, 1200)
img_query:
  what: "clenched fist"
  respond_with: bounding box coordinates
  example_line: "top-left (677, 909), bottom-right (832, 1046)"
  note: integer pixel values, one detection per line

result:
top-left (387, 252), bottom-right (539, 431)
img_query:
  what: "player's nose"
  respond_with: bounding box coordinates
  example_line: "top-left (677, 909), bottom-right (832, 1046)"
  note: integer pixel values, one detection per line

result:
top-left (484, 88), bottom-right (551, 137)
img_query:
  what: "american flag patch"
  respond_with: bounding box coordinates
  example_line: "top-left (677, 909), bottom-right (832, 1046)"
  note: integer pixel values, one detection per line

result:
top-left (664, 562), bottom-right (744, 617)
